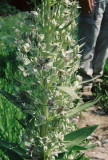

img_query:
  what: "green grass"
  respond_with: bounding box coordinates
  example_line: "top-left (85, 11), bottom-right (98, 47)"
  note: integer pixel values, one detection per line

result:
top-left (104, 59), bottom-right (108, 76)
top-left (93, 59), bottom-right (108, 114)
top-left (0, 12), bottom-right (31, 159)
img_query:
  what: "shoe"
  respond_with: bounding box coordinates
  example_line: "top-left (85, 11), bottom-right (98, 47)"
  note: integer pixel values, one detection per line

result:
top-left (80, 86), bottom-right (95, 101)
top-left (93, 75), bottom-right (103, 83)
top-left (94, 78), bottom-right (103, 83)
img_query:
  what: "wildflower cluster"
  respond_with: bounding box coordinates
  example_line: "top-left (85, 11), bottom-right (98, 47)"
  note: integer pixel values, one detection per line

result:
top-left (15, 0), bottom-right (82, 159)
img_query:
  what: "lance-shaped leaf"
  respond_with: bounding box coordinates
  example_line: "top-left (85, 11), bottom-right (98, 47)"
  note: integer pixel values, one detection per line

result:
top-left (56, 20), bottom-right (73, 31)
top-left (4, 150), bottom-right (24, 160)
top-left (64, 125), bottom-right (98, 150)
top-left (0, 140), bottom-right (30, 159)
top-left (70, 144), bottom-right (96, 151)
top-left (16, 114), bottom-right (33, 129)
top-left (58, 86), bottom-right (80, 99)
top-left (0, 90), bottom-right (32, 112)
top-left (0, 90), bottom-right (24, 109)
top-left (55, 153), bottom-right (65, 160)
top-left (66, 97), bottom-right (100, 118)
top-left (56, 152), bottom-right (85, 160)
top-left (16, 118), bottom-right (27, 129)
top-left (74, 153), bottom-right (85, 160)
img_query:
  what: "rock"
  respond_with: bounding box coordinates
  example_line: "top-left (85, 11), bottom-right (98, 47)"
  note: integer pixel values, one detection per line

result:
top-left (95, 140), bottom-right (102, 146)
top-left (103, 143), bottom-right (108, 148)
top-left (101, 139), bottom-right (108, 144)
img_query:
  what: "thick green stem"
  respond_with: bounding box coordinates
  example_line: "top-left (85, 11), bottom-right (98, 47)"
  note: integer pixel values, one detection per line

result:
top-left (40, 104), bottom-right (48, 137)
top-left (40, 78), bottom-right (49, 138)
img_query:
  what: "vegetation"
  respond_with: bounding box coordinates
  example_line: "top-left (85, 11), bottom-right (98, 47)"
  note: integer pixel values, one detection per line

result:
top-left (0, 0), bottom-right (108, 160)
top-left (0, 0), bottom-right (19, 16)
top-left (93, 60), bottom-right (108, 113)
top-left (0, 11), bottom-right (32, 160)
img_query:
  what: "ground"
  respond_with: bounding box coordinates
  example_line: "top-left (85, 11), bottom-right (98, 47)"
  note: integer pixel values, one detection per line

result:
top-left (78, 105), bottom-right (108, 160)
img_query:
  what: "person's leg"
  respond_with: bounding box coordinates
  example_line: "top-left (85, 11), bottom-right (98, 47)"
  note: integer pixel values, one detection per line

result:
top-left (93, 3), bottom-right (108, 78)
top-left (78, 0), bottom-right (107, 88)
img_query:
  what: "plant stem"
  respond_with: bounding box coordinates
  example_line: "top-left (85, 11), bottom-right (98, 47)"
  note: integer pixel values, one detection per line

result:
top-left (40, 78), bottom-right (48, 138)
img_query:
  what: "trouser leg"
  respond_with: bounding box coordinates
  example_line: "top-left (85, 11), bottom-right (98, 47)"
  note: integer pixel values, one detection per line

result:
top-left (78, 0), bottom-right (107, 86)
top-left (78, 21), bottom-right (101, 86)
top-left (93, 5), bottom-right (108, 77)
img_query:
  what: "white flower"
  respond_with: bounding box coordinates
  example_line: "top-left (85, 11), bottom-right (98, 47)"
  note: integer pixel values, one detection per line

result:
top-left (30, 138), bottom-right (34, 143)
top-left (64, 0), bottom-right (72, 5)
top-left (66, 50), bottom-right (73, 54)
top-left (44, 146), bottom-right (48, 151)
top-left (38, 34), bottom-right (45, 41)
top-left (18, 66), bottom-right (24, 71)
top-left (65, 34), bottom-right (73, 43)
top-left (24, 141), bottom-right (31, 147)
top-left (50, 147), bottom-right (58, 157)
top-left (56, 31), bottom-right (59, 36)
top-left (76, 75), bottom-right (82, 81)
top-left (74, 81), bottom-right (80, 88)
top-left (15, 29), bottom-right (20, 33)
top-left (76, 53), bottom-right (82, 59)
top-left (73, 79), bottom-right (82, 89)
top-left (61, 49), bottom-right (73, 59)
top-left (61, 30), bottom-right (65, 34)
top-left (23, 72), bottom-right (29, 77)
top-left (23, 43), bottom-right (30, 52)
top-left (31, 11), bottom-right (39, 17)
top-left (65, 0), bottom-right (70, 4)
top-left (44, 62), bottom-right (53, 72)
top-left (24, 57), bottom-right (31, 65)
top-left (74, 45), bottom-right (80, 53)
top-left (59, 23), bottom-right (65, 29)
top-left (66, 118), bottom-right (70, 124)
top-left (55, 133), bottom-right (64, 141)
top-left (52, 19), bottom-right (57, 26)
top-left (68, 155), bottom-right (74, 160)
top-left (68, 25), bottom-right (72, 30)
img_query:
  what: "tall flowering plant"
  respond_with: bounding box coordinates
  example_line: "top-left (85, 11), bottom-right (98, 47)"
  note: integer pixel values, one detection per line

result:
top-left (0, 0), bottom-right (98, 160)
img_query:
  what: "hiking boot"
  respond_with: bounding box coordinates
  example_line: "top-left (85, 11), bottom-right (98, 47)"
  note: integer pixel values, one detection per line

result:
top-left (80, 86), bottom-right (95, 101)
top-left (95, 78), bottom-right (103, 83)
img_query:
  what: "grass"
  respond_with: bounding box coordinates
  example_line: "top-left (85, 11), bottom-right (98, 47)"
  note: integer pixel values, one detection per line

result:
top-left (93, 59), bottom-right (108, 113)
top-left (0, 12), bottom-right (31, 159)
top-left (104, 59), bottom-right (108, 76)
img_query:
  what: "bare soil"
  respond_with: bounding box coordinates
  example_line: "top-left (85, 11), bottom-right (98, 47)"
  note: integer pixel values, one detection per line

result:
top-left (78, 105), bottom-right (108, 160)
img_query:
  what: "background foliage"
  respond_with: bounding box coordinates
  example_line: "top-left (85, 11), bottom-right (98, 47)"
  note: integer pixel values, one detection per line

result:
top-left (0, 12), bottom-right (32, 160)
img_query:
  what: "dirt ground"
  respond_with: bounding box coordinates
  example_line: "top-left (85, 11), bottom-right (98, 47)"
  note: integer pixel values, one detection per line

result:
top-left (78, 105), bottom-right (108, 160)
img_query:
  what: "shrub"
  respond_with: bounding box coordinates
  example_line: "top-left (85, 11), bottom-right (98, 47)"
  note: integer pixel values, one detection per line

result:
top-left (0, 0), bottom-right (18, 16)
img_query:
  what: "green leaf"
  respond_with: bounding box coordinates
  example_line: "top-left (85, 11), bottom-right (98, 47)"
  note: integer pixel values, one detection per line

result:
top-left (74, 153), bottom-right (85, 160)
top-left (58, 86), bottom-right (80, 99)
top-left (6, 150), bottom-right (24, 160)
top-left (66, 97), bottom-right (100, 118)
top-left (0, 90), bottom-right (31, 112)
top-left (56, 20), bottom-right (72, 31)
top-left (55, 153), bottom-right (65, 160)
top-left (71, 144), bottom-right (96, 151)
top-left (16, 118), bottom-right (27, 129)
top-left (64, 125), bottom-right (98, 150)
top-left (16, 114), bottom-right (33, 129)
top-left (0, 146), bottom-right (24, 160)
top-left (0, 90), bottom-right (23, 109)
top-left (0, 140), bottom-right (30, 159)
